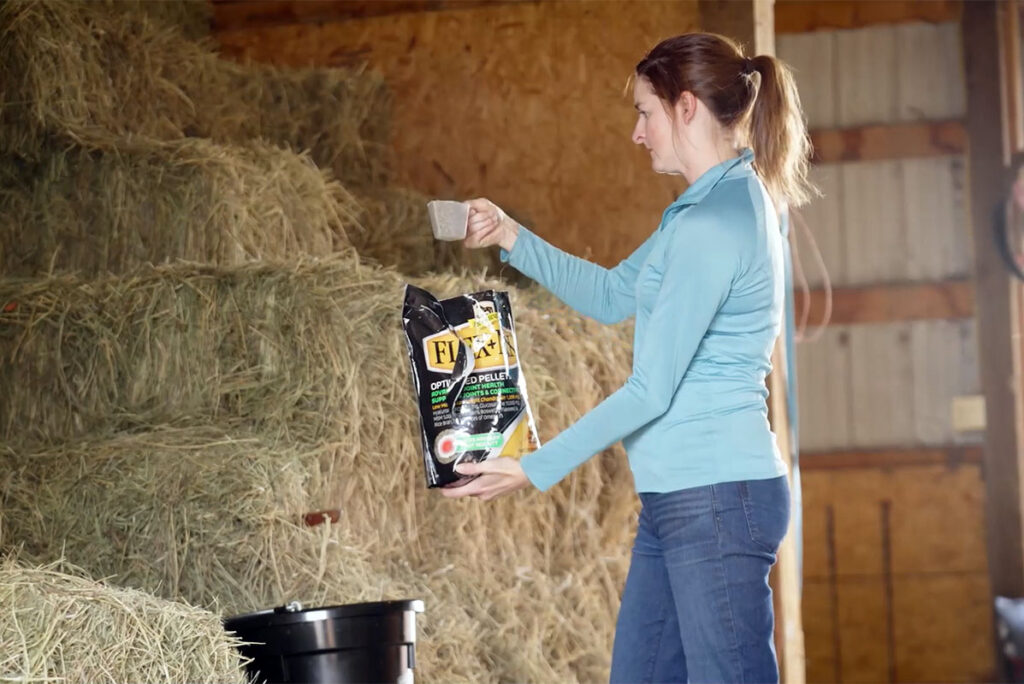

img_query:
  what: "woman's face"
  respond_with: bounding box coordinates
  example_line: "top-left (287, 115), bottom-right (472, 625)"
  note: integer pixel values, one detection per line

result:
top-left (631, 77), bottom-right (683, 175)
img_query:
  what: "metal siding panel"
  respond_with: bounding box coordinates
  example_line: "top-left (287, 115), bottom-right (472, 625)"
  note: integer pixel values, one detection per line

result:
top-left (777, 32), bottom-right (837, 129)
top-left (902, 156), bottom-right (971, 281)
top-left (835, 25), bottom-right (899, 126)
top-left (841, 161), bottom-right (907, 285)
top-left (796, 326), bottom-right (853, 451)
top-left (895, 22), bottom-right (966, 120)
top-left (911, 320), bottom-right (958, 444)
top-left (954, 319), bottom-right (983, 445)
top-left (795, 163), bottom-right (845, 288)
top-left (848, 324), bottom-right (916, 447)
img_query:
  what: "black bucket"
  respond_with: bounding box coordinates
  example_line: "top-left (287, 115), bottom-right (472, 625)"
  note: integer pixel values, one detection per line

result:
top-left (224, 599), bottom-right (425, 684)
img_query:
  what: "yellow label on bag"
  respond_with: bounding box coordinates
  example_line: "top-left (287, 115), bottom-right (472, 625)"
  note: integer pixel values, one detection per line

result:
top-left (422, 315), bottom-right (519, 374)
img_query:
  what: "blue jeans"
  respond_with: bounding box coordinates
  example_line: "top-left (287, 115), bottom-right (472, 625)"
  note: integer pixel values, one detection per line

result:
top-left (610, 476), bottom-right (790, 684)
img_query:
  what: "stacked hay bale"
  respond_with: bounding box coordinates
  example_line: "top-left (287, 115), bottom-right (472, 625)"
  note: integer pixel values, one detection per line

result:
top-left (0, 556), bottom-right (247, 683)
top-left (0, 0), bottom-right (500, 276)
top-left (0, 258), bottom-right (636, 681)
top-left (0, 138), bottom-right (358, 275)
top-left (0, 1), bottom-right (637, 681)
top-left (0, 0), bottom-right (386, 188)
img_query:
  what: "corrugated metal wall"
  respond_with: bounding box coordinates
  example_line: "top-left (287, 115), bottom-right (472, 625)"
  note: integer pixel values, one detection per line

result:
top-left (782, 22), bottom-right (978, 452)
top-left (780, 21), bottom-right (991, 682)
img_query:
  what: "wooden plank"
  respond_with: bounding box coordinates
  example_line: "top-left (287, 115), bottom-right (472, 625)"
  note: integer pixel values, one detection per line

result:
top-left (963, 0), bottom-right (1024, 600)
top-left (888, 466), bottom-right (988, 574)
top-left (801, 580), bottom-right (839, 684)
top-left (892, 574), bottom-right (995, 681)
top-left (698, 0), bottom-right (774, 53)
top-left (210, 0), bottom-right (533, 31)
top-left (801, 446), bottom-right (984, 471)
top-left (768, 342), bottom-right (806, 684)
top-left (810, 120), bottom-right (967, 163)
top-left (776, 0), bottom-right (962, 34)
top-left (836, 578), bottom-right (890, 681)
top-left (800, 466), bottom-right (995, 681)
top-left (999, 0), bottom-right (1024, 154)
top-left (798, 280), bottom-right (975, 325)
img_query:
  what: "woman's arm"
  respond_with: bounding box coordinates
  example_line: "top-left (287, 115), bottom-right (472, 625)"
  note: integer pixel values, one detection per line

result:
top-left (465, 198), bottom-right (653, 324)
top-left (517, 214), bottom-right (740, 491)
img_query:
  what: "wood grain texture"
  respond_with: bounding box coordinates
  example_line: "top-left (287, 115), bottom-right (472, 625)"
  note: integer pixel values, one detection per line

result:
top-left (216, 1), bottom-right (695, 267)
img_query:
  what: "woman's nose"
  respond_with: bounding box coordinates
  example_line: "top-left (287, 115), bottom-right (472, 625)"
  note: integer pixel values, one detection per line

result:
top-left (631, 121), bottom-right (644, 145)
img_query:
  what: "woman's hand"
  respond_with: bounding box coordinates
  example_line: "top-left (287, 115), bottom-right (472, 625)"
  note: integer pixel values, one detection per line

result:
top-left (439, 457), bottom-right (530, 501)
top-left (464, 198), bottom-right (520, 252)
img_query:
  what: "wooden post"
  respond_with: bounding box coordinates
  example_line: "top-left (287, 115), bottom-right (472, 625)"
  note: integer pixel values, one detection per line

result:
top-left (699, 3), bottom-right (805, 683)
top-left (768, 340), bottom-right (806, 684)
top-left (963, 0), bottom-right (1024, 603)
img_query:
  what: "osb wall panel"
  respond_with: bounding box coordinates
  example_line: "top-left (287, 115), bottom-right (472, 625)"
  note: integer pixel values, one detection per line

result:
top-left (801, 465), bottom-right (993, 683)
top-left (216, 2), bottom-right (697, 267)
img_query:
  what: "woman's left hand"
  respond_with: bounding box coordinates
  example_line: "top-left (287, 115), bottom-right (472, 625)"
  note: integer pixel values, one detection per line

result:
top-left (439, 457), bottom-right (530, 500)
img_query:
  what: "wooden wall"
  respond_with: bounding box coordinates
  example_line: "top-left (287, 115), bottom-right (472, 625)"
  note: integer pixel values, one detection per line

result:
top-left (216, 1), bottom-right (699, 267)
top-left (779, 18), bottom-right (992, 682)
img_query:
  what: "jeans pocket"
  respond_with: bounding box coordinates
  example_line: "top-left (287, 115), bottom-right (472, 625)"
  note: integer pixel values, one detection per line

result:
top-left (739, 477), bottom-right (791, 554)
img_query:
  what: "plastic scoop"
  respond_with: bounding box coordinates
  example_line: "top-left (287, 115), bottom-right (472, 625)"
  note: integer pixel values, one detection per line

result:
top-left (427, 200), bottom-right (469, 241)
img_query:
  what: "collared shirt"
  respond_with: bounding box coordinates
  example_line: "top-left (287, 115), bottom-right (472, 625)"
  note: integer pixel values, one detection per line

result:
top-left (502, 147), bottom-right (787, 493)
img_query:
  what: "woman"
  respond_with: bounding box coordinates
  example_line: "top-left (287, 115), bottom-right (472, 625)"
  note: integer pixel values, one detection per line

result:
top-left (441, 33), bottom-right (815, 683)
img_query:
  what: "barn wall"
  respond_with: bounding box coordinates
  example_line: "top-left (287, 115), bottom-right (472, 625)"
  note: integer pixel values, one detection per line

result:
top-left (216, 1), bottom-right (700, 267)
top-left (780, 20), bottom-right (991, 682)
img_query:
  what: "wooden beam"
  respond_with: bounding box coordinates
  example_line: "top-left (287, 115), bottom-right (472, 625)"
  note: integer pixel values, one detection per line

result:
top-left (810, 120), bottom-right (966, 164)
top-left (1000, 0), bottom-right (1024, 154)
top-left (962, 1), bottom-right (1024, 599)
top-left (800, 446), bottom-right (983, 471)
top-left (210, 0), bottom-right (533, 31)
top-left (698, 0), bottom-right (775, 53)
top-left (775, 0), bottom-right (962, 34)
top-left (798, 280), bottom-right (975, 326)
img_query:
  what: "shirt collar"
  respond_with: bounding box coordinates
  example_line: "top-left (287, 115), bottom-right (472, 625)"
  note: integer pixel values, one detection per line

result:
top-left (658, 147), bottom-right (755, 228)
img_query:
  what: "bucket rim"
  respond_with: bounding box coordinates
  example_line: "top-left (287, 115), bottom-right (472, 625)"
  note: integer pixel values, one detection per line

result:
top-left (224, 599), bottom-right (424, 630)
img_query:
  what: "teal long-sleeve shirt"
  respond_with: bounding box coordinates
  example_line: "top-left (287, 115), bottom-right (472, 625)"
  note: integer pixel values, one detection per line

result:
top-left (504, 148), bottom-right (788, 493)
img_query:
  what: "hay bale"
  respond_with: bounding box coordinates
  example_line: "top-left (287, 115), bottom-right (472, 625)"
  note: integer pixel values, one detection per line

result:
top-left (0, 428), bottom-right (487, 681)
top-left (239, 65), bottom-right (392, 189)
top-left (0, 257), bottom-right (631, 450)
top-left (0, 258), bottom-right (638, 680)
top-left (106, 0), bottom-right (212, 41)
top-left (0, 426), bottom-right (631, 682)
top-left (0, 138), bottom-right (358, 276)
top-left (0, 0), bottom-right (390, 187)
top-left (0, 556), bottom-right (246, 683)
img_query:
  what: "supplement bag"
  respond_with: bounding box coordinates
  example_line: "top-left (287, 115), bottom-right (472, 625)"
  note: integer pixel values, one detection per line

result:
top-left (402, 284), bottom-right (540, 488)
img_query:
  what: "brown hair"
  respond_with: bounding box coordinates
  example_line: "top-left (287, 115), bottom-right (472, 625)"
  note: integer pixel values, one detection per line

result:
top-left (635, 33), bottom-right (816, 207)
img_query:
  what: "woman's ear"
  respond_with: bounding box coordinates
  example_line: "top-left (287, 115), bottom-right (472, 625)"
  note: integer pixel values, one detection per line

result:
top-left (676, 91), bottom-right (697, 126)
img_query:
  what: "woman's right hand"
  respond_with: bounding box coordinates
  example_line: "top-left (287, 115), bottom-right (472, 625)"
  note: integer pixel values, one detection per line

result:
top-left (464, 198), bottom-right (520, 252)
